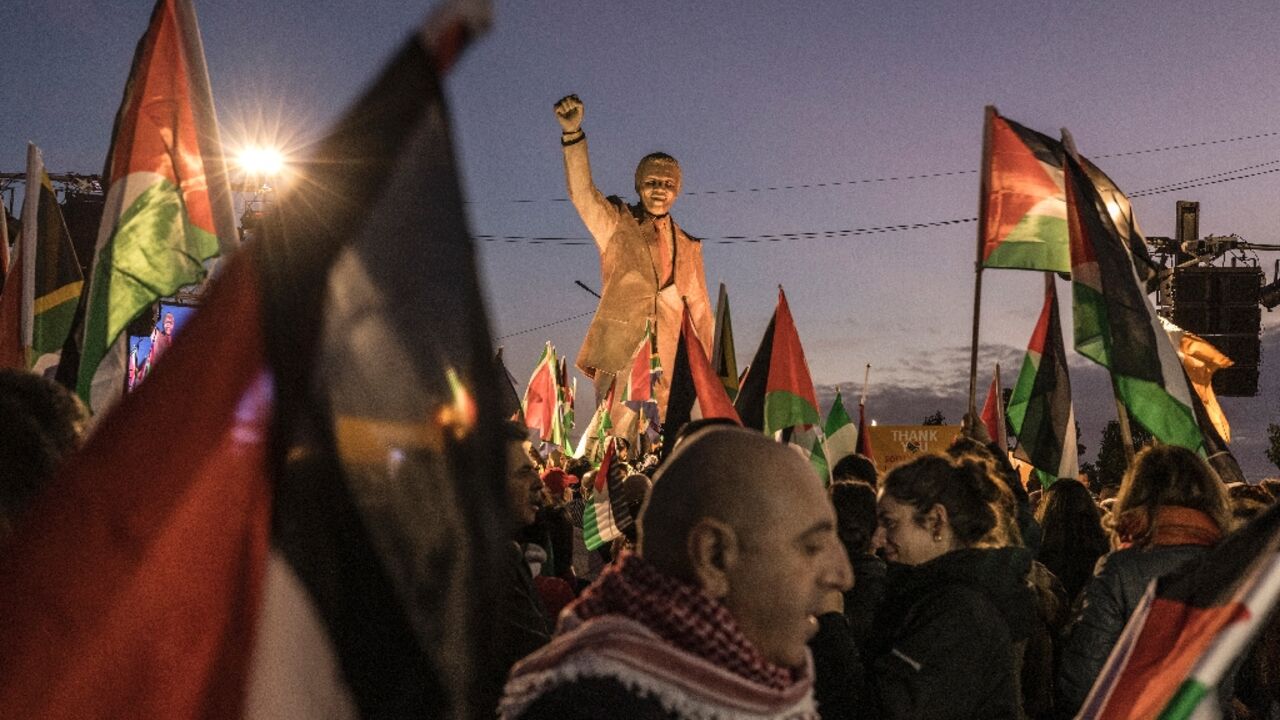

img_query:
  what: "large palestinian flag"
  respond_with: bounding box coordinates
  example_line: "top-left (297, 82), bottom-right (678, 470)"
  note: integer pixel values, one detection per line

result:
top-left (979, 109), bottom-right (1070, 273)
top-left (77, 0), bottom-right (238, 415)
top-left (1063, 145), bottom-right (1203, 453)
top-left (734, 287), bottom-right (828, 481)
top-left (1007, 273), bottom-right (1078, 487)
top-left (0, 8), bottom-right (507, 718)
top-left (1082, 502), bottom-right (1280, 720)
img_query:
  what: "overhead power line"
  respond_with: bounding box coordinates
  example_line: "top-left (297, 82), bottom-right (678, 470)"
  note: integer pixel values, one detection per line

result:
top-left (473, 127), bottom-right (1280, 205)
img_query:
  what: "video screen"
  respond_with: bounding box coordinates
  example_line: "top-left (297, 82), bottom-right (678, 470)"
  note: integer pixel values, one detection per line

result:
top-left (126, 302), bottom-right (198, 392)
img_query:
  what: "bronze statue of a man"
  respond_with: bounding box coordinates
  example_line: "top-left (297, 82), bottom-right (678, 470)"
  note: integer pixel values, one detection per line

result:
top-left (554, 94), bottom-right (714, 417)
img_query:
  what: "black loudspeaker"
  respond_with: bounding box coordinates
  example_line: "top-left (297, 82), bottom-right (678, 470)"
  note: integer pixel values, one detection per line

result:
top-left (1170, 266), bottom-right (1263, 397)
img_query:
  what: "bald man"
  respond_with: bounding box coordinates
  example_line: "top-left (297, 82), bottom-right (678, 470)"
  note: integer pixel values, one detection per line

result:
top-left (499, 427), bottom-right (852, 719)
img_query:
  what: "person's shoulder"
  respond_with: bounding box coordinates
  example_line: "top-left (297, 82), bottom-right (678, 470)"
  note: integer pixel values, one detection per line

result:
top-left (515, 675), bottom-right (673, 720)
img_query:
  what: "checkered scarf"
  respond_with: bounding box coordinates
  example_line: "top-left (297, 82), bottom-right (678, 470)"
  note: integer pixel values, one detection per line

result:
top-left (565, 550), bottom-right (795, 690)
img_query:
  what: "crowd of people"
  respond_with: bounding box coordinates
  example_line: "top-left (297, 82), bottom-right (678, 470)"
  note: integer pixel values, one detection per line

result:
top-left (5, 367), bottom-right (1280, 718)
top-left (494, 409), bottom-right (1280, 719)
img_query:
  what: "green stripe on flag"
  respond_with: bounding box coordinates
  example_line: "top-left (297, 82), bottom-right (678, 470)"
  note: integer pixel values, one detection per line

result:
top-left (1115, 375), bottom-right (1203, 452)
top-left (983, 217), bottom-right (1070, 272)
top-left (78, 179), bottom-right (219, 401)
top-left (1156, 679), bottom-right (1210, 720)
top-left (764, 389), bottom-right (821, 436)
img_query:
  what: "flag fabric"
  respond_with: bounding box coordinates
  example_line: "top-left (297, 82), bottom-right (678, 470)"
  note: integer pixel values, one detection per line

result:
top-left (980, 110), bottom-right (1070, 273)
top-left (711, 282), bottom-right (739, 401)
top-left (494, 347), bottom-right (524, 421)
top-left (1080, 503), bottom-right (1280, 720)
top-left (614, 320), bottom-right (661, 447)
top-left (1078, 155), bottom-right (1165, 293)
top-left (557, 356), bottom-right (575, 439)
top-left (1007, 274), bottom-right (1079, 488)
top-left (855, 401), bottom-right (875, 464)
top-left (573, 378), bottom-right (616, 466)
top-left (522, 342), bottom-right (559, 443)
top-left (1063, 144), bottom-right (1203, 454)
top-left (1160, 318), bottom-right (1246, 484)
top-left (0, 7), bottom-right (507, 719)
top-left (979, 364), bottom-right (1008, 453)
top-left (824, 389), bottom-right (858, 465)
top-left (733, 287), bottom-right (828, 480)
top-left (21, 145), bottom-right (84, 375)
top-left (1165, 322), bottom-right (1233, 444)
top-left (662, 302), bottom-right (741, 451)
top-left (0, 218), bottom-right (25, 369)
top-left (0, 203), bottom-right (10, 294)
top-left (582, 438), bottom-right (633, 551)
top-left (76, 0), bottom-right (238, 415)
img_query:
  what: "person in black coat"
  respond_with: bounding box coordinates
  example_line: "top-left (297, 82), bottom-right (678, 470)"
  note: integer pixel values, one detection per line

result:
top-left (867, 453), bottom-right (1036, 720)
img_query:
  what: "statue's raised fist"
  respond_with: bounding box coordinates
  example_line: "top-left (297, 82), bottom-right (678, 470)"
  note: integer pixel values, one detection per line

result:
top-left (554, 94), bottom-right (583, 133)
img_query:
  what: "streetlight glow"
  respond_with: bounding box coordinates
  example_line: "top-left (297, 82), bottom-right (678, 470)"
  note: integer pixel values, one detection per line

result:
top-left (237, 146), bottom-right (284, 177)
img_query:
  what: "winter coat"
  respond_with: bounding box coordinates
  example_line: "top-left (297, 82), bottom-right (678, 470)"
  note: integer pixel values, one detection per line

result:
top-left (1055, 544), bottom-right (1210, 717)
top-left (843, 552), bottom-right (887, 648)
top-left (868, 547), bottom-right (1037, 720)
top-left (562, 136), bottom-right (714, 390)
top-left (809, 611), bottom-right (865, 720)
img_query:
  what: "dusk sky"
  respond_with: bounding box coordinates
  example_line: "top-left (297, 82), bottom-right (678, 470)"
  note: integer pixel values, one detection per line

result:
top-left (3, 1), bottom-right (1278, 476)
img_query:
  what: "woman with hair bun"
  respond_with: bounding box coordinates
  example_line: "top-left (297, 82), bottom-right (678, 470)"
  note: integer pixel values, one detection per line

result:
top-left (1057, 444), bottom-right (1231, 717)
top-left (867, 453), bottom-right (1036, 720)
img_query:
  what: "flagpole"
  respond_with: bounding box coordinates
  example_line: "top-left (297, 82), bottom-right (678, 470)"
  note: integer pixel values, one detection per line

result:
top-left (969, 106), bottom-right (997, 415)
top-left (860, 363), bottom-right (871, 407)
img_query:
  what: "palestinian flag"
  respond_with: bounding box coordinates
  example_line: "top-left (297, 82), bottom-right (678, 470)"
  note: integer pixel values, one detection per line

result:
top-left (662, 302), bottom-right (741, 451)
top-left (979, 364), bottom-right (1008, 453)
top-left (855, 401), bottom-right (875, 464)
top-left (1078, 155), bottom-right (1164, 293)
top-left (0, 10), bottom-right (507, 719)
top-left (582, 438), bottom-right (634, 551)
top-left (77, 0), bottom-right (238, 415)
top-left (614, 321), bottom-right (661, 447)
top-left (824, 389), bottom-right (858, 466)
top-left (1007, 274), bottom-right (1078, 487)
top-left (21, 145), bottom-right (84, 375)
top-left (711, 282), bottom-right (739, 401)
top-left (1063, 144), bottom-right (1203, 453)
top-left (573, 378), bottom-right (616, 467)
top-left (1082, 503), bottom-right (1280, 720)
top-left (734, 288), bottom-right (828, 480)
top-left (979, 109), bottom-right (1070, 273)
top-left (522, 342), bottom-right (559, 444)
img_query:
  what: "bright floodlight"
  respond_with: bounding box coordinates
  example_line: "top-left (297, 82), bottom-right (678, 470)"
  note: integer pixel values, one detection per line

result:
top-left (238, 146), bottom-right (284, 176)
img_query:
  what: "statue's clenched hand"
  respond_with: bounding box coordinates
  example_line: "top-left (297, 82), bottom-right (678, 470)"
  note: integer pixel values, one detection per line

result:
top-left (554, 94), bottom-right (583, 133)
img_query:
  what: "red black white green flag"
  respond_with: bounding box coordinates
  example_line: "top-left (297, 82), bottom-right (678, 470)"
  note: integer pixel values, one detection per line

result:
top-left (76, 0), bottom-right (238, 415)
top-left (980, 110), bottom-right (1070, 273)
top-left (662, 301), bottom-right (741, 450)
top-left (979, 364), bottom-right (1008, 454)
top-left (1063, 142), bottom-right (1203, 453)
top-left (1007, 273), bottom-right (1078, 487)
top-left (0, 7), bottom-right (508, 718)
top-left (522, 341), bottom-right (559, 444)
top-left (734, 287), bottom-right (828, 481)
top-left (1082, 503), bottom-right (1280, 720)
top-left (582, 438), bottom-right (633, 551)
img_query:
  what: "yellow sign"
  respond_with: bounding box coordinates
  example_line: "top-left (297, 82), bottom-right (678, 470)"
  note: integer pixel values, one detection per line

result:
top-left (866, 425), bottom-right (963, 469)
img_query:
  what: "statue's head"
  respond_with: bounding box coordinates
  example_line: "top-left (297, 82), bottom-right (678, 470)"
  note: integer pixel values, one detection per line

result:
top-left (634, 152), bottom-right (681, 217)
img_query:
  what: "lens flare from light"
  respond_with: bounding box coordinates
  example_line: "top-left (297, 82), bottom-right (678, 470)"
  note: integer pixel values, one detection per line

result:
top-left (238, 146), bottom-right (285, 176)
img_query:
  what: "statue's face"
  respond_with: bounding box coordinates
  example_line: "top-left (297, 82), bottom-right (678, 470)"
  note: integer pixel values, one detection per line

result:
top-left (637, 173), bottom-right (679, 217)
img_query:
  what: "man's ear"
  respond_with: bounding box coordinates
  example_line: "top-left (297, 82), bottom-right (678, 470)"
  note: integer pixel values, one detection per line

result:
top-left (686, 518), bottom-right (741, 600)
